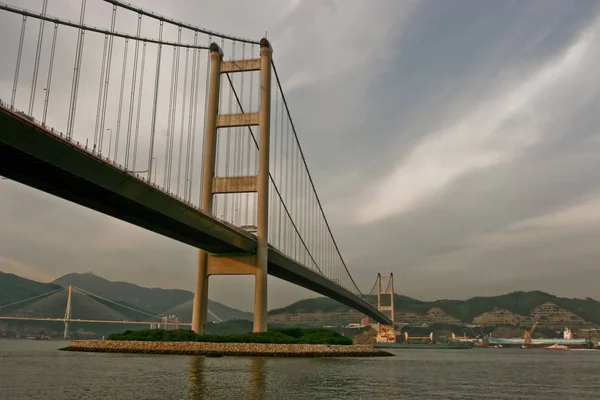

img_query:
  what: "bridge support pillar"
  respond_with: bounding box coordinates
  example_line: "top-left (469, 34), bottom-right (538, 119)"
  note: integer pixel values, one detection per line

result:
top-left (192, 43), bottom-right (223, 335)
top-left (253, 38), bottom-right (272, 333)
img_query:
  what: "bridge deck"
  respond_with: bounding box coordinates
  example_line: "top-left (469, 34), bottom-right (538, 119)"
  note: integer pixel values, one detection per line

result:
top-left (0, 105), bottom-right (391, 325)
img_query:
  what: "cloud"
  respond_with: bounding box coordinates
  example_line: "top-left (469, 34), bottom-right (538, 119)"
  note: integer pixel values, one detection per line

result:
top-left (355, 10), bottom-right (599, 224)
top-left (0, 256), bottom-right (55, 283)
top-left (474, 193), bottom-right (600, 247)
top-left (0, 0), bottom-right (416, 309)
top-left (2, 0), bottom-right (600, 309)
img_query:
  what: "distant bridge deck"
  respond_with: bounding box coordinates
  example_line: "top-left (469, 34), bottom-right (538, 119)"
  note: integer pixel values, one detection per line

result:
top-left (0, 316), bottom-right (191, 326)
top-left (0, 104), bottom-right (392, 325)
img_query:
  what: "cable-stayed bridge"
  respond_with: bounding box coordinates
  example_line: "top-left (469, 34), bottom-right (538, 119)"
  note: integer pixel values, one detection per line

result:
top-left (0, 285), bottom-right (194, 339)
top-left (0, 0), bottom-right (393, 334)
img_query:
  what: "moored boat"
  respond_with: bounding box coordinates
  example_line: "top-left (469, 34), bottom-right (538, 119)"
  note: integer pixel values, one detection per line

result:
top-left (546, 344), bottom-right (569, 351)
top-left (485, 327), bottom-right (595, 349)
top-left (374, 341), bottom-right (473, 350)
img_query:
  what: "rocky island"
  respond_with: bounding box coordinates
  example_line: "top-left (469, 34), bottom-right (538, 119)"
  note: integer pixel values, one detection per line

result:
top-left (60, 328), bottom-right (393, 357)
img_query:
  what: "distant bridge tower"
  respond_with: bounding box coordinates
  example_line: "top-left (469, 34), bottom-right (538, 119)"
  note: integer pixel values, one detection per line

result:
top-left (63, 285), bottom-right (73, 339)
top-left (192, 38), bottom-right (272, 335)
top-left (375, 273), bottom-right (396, 343)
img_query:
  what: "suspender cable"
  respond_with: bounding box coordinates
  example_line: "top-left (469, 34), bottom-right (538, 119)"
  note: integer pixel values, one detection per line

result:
top-left (225, 75), bottom-right (323, 276)
top-left (99, 5), bottom-right (117, 154)
top-left (231, 41), bottom-right (240, 223)
top-left (125, 13), bottom-right (142, 169)
top-left (28, 0), bottom-right (48, 116)
top-left (183, 33), bottom-right (198, 200)
top-left (284, 117), bottom-right (291, 254)
top-left (168, 29), bottom-right (183, 190)
top-left (272, 61), bottom-right (366, 296)
top-left (277, 83), bottom-right (284, 249)
top-left (132, 42), bottom-right (147, 171)
top-left (294, 143), bottom-right (300, 259)
top-left (235, 42), bottom-right (246, 225)
top-left (147, 21), bottom-right (164, 180)
top-left (176, 46), bottom-right (190, 196)
top-left (163, 43), bottom-right (177, 188)
top-left (114, 37), bottom-right (130, 161)
top-left (93, 32), bottom-right (109, 150)
top-left (272, 71), bottom-right (280, 247)
top-left (213, 39), bottom-right (225, 218)
top-left (197, 36), bottom-right (212, 205)
top-left (11, 16), bottom-right (27, 109)
top-left (42, 22), bottom-right (58, 127)
top-left (244, 44), bottom-right (254, 227)
top-left (165, 27), bottom-right (182, 190)
top-left (188, 44), bottom-right (205, 203)
top-left (66, 0), bottom-right (87, 139)
top-left (223, 43), bottom-right (234, 222)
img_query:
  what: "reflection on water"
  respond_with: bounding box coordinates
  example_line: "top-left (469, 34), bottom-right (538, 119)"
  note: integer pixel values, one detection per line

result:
top-left (187, 356), bottom-right (206, 399)
top-left (2, 340), bottom-right (600, 399)
top-left (187, 356), bottom-right (266, 399)
top-left (249, 357), bottom-right (266, 400)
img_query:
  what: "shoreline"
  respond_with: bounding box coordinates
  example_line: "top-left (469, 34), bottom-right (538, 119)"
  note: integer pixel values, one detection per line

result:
top-left (60, 340), bottom-right (394, 357)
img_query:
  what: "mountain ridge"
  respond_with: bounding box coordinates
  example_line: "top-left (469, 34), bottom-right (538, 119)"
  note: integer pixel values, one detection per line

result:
top-left (270, 291), bottom-right (600, 327)
top-left (0, 271), bottom-right (62, 305)
top-left (52, 272), bottom-right (253, 322)
top-left (3, 271), bottom-right (600, 328)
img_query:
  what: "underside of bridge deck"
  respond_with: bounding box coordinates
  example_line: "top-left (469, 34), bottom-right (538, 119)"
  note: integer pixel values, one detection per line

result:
top-left (0, 106), bottom-right (392, 325)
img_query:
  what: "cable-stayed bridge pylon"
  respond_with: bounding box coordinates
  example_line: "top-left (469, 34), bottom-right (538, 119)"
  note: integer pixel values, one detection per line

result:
top-left (0, 285), bottom-right (202, 338)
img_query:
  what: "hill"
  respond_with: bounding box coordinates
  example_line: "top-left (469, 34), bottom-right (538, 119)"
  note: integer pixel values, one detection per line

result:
top-left (162, 299), bottom-right (253, 323)
top-left (269, 291), bottom-right (600, 328)
top-left (0, 272), bottom-right (62, 306)
top-left (53, 273), bottom-right (191, 314)
top-left (5, 271), bottom-right (600, 330)
top-left (52, 272), bottom-right (252, 321)
top-left (0, 273), bottom-right (157, 322)
top-left (394, 291), bottom-right (600, 326)
top-left (268, 294), bottom-right (427, 315)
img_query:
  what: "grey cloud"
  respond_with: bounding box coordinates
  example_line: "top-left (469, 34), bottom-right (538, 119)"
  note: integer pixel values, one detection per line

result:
top-left (1, 0), bottom-right (600, 311)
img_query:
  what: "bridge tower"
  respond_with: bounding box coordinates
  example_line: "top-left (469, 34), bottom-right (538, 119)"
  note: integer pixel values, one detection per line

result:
top-left (375, 273), bottom-right (396, 343)
top-left (63, 285), bottom-right (73, 339)
top-left (192, 38), bottom-right (272, 334)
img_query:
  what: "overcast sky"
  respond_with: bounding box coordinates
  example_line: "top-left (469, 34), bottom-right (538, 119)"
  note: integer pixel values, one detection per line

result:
top-left (2, 0), bottom-right (600, 312)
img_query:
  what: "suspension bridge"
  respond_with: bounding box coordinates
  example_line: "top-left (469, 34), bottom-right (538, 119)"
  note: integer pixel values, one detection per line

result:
top-left (0, 0), bottom-right (393, 334)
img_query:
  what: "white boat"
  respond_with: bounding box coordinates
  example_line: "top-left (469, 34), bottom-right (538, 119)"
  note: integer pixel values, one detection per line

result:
top-left (546, 344), bottom-right (569, 351)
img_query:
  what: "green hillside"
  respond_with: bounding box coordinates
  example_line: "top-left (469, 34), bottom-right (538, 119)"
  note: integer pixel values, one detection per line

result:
top-left (270, 291), bottom-right (600, 325)
top-left (269, 297), bottom-right (351, 314)
top-left (53, 272), bottom-right (252, 321)
top-left (53, 273), bottom-right (191, 314)
top-left (1, 272), bottom-right (254, 338)
top-left (0, 272), bottom-right (61, 305)
top-left (163, 299), bottom-right (253, 323)
top-left (5, 271), bottom-right (600, 329)
top-left (1, 271), bottom-right (251, 322)
top-left (412, 291), bottom-right (600, 325)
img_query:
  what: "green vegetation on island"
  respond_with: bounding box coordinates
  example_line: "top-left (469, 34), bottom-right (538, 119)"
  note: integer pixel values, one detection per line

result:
top-left (107, 328), bottom-right (353, 345)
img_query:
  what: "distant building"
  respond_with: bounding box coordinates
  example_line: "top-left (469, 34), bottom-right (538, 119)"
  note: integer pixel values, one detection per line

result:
top-left (160, 315), bottom-right (180, 330)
